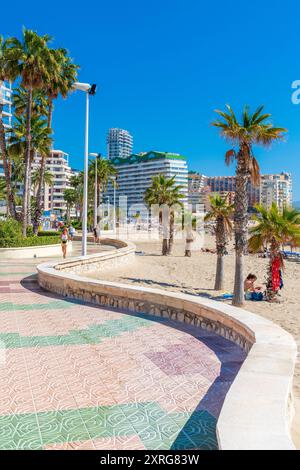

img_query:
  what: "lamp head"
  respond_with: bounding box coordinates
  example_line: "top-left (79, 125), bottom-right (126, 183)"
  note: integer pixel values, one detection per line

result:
top-left (73, 82), bottom-right (91, 92)
top-left (89, 84), bottom-right (97, 95)
top-left (89, 152), bottom-right (101, 158)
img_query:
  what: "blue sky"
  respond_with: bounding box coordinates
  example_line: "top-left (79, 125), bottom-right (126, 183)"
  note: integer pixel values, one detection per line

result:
top-left (3, 0), bottom-right (300, 198)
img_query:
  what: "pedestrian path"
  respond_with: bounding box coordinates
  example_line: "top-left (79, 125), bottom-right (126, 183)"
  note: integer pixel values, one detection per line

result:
top-left (0, 243), bottom-right (246, 450)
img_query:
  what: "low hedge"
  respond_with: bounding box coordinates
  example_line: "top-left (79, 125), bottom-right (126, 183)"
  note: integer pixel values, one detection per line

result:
top-left (0, 235), bottom-right (61, 248)
top-left (0, 219), bottom-right (62, 248)
top-left (37, 230), bottom-right (61, 237)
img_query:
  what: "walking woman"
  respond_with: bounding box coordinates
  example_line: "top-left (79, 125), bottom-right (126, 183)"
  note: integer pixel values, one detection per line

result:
top-left (61, 227), bottom-right (69, 259)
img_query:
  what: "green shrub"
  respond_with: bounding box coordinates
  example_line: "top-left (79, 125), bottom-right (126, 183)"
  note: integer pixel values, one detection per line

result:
top-left (0, 235), bottom-right (61, 248)
top-left (26, 225), bottom-right (34, 237)
top-left (37, 230), bottom-right (60, 237)
top-left (0, 218), bottom-right (61, 248)
top-left (72, 220), bottom-right (82, 229)
top-left (0, 218), bottom-right (22, 247)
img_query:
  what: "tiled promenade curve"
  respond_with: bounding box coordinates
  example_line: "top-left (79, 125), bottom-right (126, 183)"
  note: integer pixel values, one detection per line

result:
top-left (0, 243), bottom-right (245, 450)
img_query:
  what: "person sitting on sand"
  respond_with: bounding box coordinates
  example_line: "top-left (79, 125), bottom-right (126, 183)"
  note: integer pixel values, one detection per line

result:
top-left (244, 273), bottom-right (263, 301)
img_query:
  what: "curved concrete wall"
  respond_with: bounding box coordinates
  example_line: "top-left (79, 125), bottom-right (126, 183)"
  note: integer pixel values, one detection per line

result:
top-left (0, 242), bottom-right (72, 259)
top-left (37, 239), bottom-right (297, 450)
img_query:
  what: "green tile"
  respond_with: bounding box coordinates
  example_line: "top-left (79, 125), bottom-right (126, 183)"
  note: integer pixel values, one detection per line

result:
top-left (79, 406), bottom-right (135, 439)
top-left (0, 413), bottom-right (42, 450)
top-left (0, 300), bottom-right (73, 312)
top-left (0, 333), bottom-right (21, 348)
top-left (37, 410), bottom-right (90, 445)
top-left (0, 316), bottom-right (153, 349)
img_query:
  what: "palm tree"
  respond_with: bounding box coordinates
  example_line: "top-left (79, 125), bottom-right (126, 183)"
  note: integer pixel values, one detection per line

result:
top-left (13, 86), bottom-right (49, 117)
top-left (0, 35), bottom-right (19, 218)
top-left (88, 156), bottom-right (117, 205)
top-left (32, 168), bottom-right (53, 194)
top-left (34, 48), bottom-right (78, 233)
top-left (63, 188), bottom-right (78, 223)
top-left (249, 203), bottom-right (300, 301)
top-left (9, 113), bottom-right (52, 226)
top-left (145, 175), bottom-right (184, 255)
top-left (167, 186), bottom-right (185, 255)
top-left (6, 28), bottom-right (57, 235)
top-left (213, 105), bottom-right (286, 306)
top-left (70, 173), bottom-right (83, 221)
top-left (204, 194), bottom-right (234, 290)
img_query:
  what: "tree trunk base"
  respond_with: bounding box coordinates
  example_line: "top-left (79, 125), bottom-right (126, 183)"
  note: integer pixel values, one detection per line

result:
top-left (162, 238), bottom-right (168, 256)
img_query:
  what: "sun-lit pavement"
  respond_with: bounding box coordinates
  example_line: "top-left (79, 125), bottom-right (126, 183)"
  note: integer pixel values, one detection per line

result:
top-left (0, 242), bottom-right (246, 450)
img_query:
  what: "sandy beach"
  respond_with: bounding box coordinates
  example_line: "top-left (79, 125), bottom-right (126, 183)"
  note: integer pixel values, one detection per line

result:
top-left (86, 235), bottom-right (300, 447)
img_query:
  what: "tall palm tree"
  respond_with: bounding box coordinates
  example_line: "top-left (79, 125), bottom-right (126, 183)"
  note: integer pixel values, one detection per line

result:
top-left (167, 186), bottom-right (185, 255)
top-left (13, 86), bottom-right (49, 118)
top-left (34, 48), bottom-right (78, 233)
top-left (0, 35), bottom-right (19, 218)
top-left (145, 175), bottom-right (184, 255)
top-left (6, 28), bottom-right (57, 235)
top-left (88, 157), bottom-right (117, 230)
top-left (213, 105), bottom-right (286, 306)
top-left (70, 173), bottom-right (83, 221)
top-left (88, 156), bottom-right (117, 206)
top-left (249, 203), bottom-right (300, 301)
top-left (32, 168), bottom-right (54, 194)
top-left (63, 188), bottom-right (78, 223)
top-left (9, 113), bottom-right (52, 225)
top-left (204, 194), bottom-right (234, 290)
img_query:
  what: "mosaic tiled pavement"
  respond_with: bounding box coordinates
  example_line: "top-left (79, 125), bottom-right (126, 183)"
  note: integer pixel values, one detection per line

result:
top-left (0, 242), bottom-right (246, 450)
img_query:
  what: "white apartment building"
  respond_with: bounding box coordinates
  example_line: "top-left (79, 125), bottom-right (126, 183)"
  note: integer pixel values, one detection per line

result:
top-left (260, 172), bottom-right (292, 211)
top-left (32, 149), bottom-right (76, 217)
top-left (188, 172), bottom-right (208, 211)
top-left (105, 151), bottom-right (188, 209)
top-left (107, 128), bottom-right (133, 160)
top-left (0, 80), bottom-right (12, 179)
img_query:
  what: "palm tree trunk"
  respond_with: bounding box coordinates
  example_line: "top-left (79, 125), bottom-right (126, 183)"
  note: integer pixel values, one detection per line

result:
top-left (215, 218), bottom-right (226, 290)
top-left (167, 210), bottom-right (175, 254)
top-left (185, 226), bottom-right (193, 257)
top-left (215, 255), bottom-right (224, 290)
top-left (162, 238), bottom-right (168, 255)
top-left (33, 100), bottom-right (53, 234)
top-left (232, 146), bottom-right (249, 306)
top-left (27, 149), bottom-right (34, 226)
top-left (0, 103), bottom-right (16, 218)
top-left (161, 205), bottom-right (169, 255)
top-left (33, 154), bottom-right (46, 233)
top-left (22, 88), bottom-right (33, 237)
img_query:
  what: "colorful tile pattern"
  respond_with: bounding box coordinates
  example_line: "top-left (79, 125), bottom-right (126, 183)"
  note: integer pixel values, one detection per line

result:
top-left (0, 243), bottom-right (246, 450)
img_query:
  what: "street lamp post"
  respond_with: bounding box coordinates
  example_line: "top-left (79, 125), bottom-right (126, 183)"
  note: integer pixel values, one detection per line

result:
top-left (73, 82), bottom-right (96, 256)
top-left (89, 153), bottom-right (101, 229)
top-left (111, 176), bottom-right (117, 232)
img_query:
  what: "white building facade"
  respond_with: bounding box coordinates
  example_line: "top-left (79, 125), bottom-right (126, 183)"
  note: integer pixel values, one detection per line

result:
top-left (105, 151), bottom-right (188, 210)
top-left (107, 128), bottom-right (133, 160)
top-left (32, 149), bottom-right (76, 217)
top-left (260, 172), bottom-right (293, 211)
top-left (0, 80), bottom-right (12, 179)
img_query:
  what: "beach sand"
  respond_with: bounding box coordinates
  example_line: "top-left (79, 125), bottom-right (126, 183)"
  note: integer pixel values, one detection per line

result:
top-left (87, 235), bottom-right (300, 447)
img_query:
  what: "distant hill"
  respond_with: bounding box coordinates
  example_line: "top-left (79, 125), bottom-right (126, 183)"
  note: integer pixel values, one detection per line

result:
top-left (293, 201), bottom-right (300, 209)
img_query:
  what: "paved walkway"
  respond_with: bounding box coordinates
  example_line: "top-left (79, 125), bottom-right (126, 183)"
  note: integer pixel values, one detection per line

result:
top-left (0, 243), bottom-right (246, 450)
